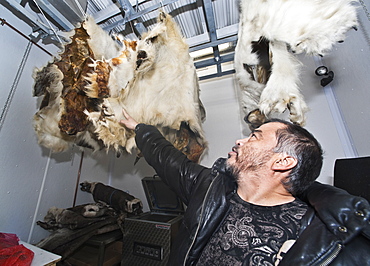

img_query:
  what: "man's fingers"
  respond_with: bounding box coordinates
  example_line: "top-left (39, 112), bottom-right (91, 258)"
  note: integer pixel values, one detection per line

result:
top-left (122, 108), bottom-right (129, 119)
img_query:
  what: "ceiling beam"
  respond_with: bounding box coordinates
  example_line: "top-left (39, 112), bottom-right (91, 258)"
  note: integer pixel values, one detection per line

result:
top-left (0, 0), bottom-right (69, 46)
top-left (102, 0), bottom-right (181, 32)
top-left (0, 0), bottom-right (53, 33)
top-left (199, 69), bottom-right (235, 81)
top-left (194, 52), bottom-right (234, 69)
top-left (202, 0), bottom-right (217, 43)
top-left (113, 0), bottom-right (146, 36)
top-left (32, 0), bottom-right (76, 30)
top-left (189, 34), bottom-right (237, 51)
top-left (195, 0), bottom-right (236, 79)
top-left (1, 0), bottom-right (238, 80)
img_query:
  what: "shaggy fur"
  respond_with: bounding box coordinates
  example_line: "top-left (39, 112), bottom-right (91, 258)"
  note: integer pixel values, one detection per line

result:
top-left (33, 11), bottom-right (206, 162)
top-left (235, 0), bottom-right (358, 128)
top-left (84, 11), bottom-right (206, 161)
top-left (33, 64), bottom-right (73, 152)
top-left (83, 16), bottom-right (122, 60)
top-left (33, 23), bottom-right (105, 152)
top-left (122, 11), bottom-right (206, 158)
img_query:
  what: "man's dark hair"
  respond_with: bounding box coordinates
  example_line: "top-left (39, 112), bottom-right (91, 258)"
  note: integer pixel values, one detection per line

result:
top-left (266, 119), bottom-right (323, 195)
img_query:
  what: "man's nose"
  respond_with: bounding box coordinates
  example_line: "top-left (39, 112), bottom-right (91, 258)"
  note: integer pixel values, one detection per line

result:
top-left (236, 138), bottom-right (247, 146)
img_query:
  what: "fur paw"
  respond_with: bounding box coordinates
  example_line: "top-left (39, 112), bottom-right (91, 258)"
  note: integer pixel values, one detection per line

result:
top-left (245, 109), bottom-right (267, 130)
top-left (158, 10), bottom-right (167, 22)
top-left (259, 85), bottom-right (308, 126)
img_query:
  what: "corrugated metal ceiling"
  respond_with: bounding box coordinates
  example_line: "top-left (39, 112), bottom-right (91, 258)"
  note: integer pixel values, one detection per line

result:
top-left (1, 0), bottom-right (240, 79)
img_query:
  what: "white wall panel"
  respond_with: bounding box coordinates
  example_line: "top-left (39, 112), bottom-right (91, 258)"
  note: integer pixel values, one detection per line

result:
top-left (110, 155), bottom-right (156, 212)
top-left (319, 6), bottom-right (370, 157)
top-left (297, 55), bottom-right (346, 184)
top-left (199, 76), bottom-right (244, 167)
top-left (0, 10), bottom-right (52, 242)
top-left (0, 80), bottom-right (49, 242)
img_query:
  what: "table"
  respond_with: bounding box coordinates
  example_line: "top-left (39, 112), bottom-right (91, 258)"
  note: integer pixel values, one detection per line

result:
top-left (19, 241), bottom-right (61, 266)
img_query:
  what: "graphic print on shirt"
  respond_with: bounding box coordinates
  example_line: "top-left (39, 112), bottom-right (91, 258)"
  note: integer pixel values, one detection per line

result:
top-left (197, 194), bottom-right (308, 265)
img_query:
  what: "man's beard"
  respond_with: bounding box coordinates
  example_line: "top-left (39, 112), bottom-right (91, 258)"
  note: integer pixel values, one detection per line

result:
top-left (227, 146), bottom-right (274, 183)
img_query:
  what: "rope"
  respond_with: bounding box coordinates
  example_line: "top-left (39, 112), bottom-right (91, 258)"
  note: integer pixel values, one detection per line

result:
top-left (0, 41), bottom-right (32, 131)
top-left (73, 151), bottom-right (85, 207)
top-left (0, 18), bottom-right (52, 56)
top-left (32, 0), bottom-right (63, 44)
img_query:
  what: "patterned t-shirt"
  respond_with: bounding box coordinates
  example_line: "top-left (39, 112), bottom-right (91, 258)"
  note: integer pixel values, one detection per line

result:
top-left (197, 194), bottom-right (308, 265)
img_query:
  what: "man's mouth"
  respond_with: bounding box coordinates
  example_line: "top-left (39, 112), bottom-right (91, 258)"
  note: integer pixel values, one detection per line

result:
top-left (228, 146), bottom-right (238, 158)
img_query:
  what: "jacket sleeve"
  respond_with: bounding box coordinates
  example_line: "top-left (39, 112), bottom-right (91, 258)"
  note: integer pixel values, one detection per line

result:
top-left (299, 181), bottom-right (370, 244)
top-left (134, 123), bottom-right (210, 205)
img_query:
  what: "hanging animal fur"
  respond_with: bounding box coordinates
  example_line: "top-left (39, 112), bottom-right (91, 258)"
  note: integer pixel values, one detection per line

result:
top-left (33, 25), bottom-right (105, 152)
top-left (33, 11), bottom-right (207, 162)
top-left (235, 0), bottom-right (359, 129)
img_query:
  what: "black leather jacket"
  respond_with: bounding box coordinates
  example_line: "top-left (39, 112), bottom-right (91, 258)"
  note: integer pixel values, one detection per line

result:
top-left (135, 124), bottom-right (370, 266)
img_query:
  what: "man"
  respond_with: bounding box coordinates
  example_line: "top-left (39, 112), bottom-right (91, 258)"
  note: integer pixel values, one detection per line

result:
top-left (120, 109), bottom-right (370, 265)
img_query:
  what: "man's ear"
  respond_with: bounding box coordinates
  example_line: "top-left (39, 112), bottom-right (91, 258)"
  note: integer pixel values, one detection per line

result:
top-left (271, 155), bottom-right (298, 171)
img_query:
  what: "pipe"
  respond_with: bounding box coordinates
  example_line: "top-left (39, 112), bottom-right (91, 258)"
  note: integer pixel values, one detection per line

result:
top-left (73, 151), bottom-right (85, 207)
top-left (0, 17), bottom-right (52, 56)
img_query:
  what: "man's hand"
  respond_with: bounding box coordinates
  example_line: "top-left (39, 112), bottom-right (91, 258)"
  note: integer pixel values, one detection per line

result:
top-left (119, 109), bottom-right (139, 130)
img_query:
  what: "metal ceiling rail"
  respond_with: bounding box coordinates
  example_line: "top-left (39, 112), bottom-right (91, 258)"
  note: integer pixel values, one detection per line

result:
top-left (111, 0), bottom-right (146, 36)
top-left (31, 0), bottom-right (76, 30)
top-left (199, 69), bottom-right (235, 81)
top-left (202, 0), bottom-right (216, 43)
top-left (195, 52), bottom-right (235, 80)
top-left (189, 35), bottom-right (237, 51)
top-left (101, 0), bottom-right (181, 31)
top-left (0, 0), bottom-right (70, 46)
top-left (0, 17), bottom-right (52, 55)
top-left (0, 0), bottom-right (54, 34)
top-left (194, 52), bottom-right (234, 69)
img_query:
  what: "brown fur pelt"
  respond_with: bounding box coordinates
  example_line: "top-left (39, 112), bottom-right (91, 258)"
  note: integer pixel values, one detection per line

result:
top-left (33, 24), bottom-right (105, 152)
top-left (36, 205), bottom-right (121, 260)
top-left (33, 11), bottom-right (207, 162)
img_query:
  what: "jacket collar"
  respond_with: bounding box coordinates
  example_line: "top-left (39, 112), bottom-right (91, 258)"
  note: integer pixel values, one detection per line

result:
top-left (211, 157), bottom-right (231, 176)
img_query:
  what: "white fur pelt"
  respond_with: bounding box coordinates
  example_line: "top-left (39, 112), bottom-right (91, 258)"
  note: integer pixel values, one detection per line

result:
top-left (83, 16), bottom-right (122, 60)
top-left (32, 63), bottom-right (103, 152)
top-left (33, 64), bottom-right (72, 152)
top-left (33, 11), bottom-right (206, 161)
top-left (85, 11), bottom-right (207, 161)
top-left (123, 11), bottom-right (206, 153)
top-left (235, 0), bottom-right (358, 128)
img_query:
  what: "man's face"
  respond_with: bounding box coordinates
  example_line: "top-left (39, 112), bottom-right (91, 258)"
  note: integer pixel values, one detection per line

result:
top-left (227, 122), bottom-right (285, 178)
